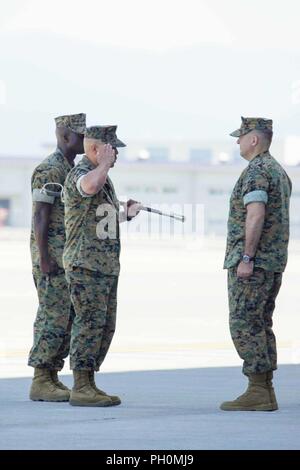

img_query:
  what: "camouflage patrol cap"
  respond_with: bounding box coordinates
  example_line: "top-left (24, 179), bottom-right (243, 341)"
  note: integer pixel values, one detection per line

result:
top-left (85, 125), bottom-right (126, 147)
top-left (230, 116), bottom-right (273, 138)
top-left (55, 113), bottom-right (86, 135)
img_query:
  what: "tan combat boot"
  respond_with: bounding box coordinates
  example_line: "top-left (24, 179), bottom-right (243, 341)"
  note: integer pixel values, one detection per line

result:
top-left (30, 368), bottom-right (70, 402)
top-left (266, 371), bottom-right (278, 411)
top-left (50, 370), bottom-right (70, 392)
top-left (69, 370), bottom-right (113, 407)
top-left (220, 372), bottom-right (275, 411)
top-left (88, 371), bottom-right (121, 406)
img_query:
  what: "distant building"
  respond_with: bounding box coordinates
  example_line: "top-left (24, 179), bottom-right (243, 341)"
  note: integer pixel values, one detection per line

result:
top-left (147, 146), bottom-right (169, 163)
top-left (0, 155), bottom-right (36, 227)
top-left (189, 148), bottom-right (212, 165)
top-left (0, 138), bottom-right (298, 237)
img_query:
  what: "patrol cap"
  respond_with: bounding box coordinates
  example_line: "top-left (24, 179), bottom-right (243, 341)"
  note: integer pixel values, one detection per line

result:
top-left (85, 125), bottom-right (126, 148)
top-left (230, 116), bottom-right (273, 138)
top-left (55, 113), bottom-right (86, 135)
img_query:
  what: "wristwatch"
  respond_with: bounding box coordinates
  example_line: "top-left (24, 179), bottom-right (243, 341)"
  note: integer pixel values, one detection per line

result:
top-left (241, 254), bottom-right (255, 264)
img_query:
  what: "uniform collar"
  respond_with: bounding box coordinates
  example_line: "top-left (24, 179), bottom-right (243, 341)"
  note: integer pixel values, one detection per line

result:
top-left (81, 154), bottom-right (96, 170)
top-left (249, 150), bottom-right (271, 164)
top-left (55, 147), bottom-right (74, 170)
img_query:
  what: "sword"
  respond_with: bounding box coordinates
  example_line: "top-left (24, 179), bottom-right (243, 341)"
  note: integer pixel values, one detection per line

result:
top-left (140, 206), bottom-right (185, 222)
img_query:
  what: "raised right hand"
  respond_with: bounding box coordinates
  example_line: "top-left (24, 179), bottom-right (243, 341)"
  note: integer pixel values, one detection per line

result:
top-left (96, 144), bottom-right (115, 168)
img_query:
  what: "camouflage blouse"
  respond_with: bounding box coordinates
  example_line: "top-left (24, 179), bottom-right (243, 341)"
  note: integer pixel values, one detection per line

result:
top-left (30, 148), bottom-right (72, 269)
top-left (224, 151), bottom-right (292, 272)
top-left (63, 156), bottom-right (121, 276)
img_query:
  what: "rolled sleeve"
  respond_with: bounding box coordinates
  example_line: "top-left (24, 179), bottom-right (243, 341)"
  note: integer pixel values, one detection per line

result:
top-left (76, 174), bottom-right (93, 198)
top-left (31, 165), bottom-right (62, 204)
top-left (32, 188), bottom-right (55, 204)
top-left (243, 189), bottom-right (268, 206)
top-left (242, 162), bottom-right (269, 207)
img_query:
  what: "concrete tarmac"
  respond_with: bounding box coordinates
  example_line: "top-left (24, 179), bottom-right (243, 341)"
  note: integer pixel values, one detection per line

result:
top-left (1, 365), bottom-right (300, 450)
top-left (1, 229), bottom-right (300, 449)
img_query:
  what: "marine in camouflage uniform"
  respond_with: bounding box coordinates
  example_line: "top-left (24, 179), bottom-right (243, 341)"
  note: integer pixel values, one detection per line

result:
top-left (221, 117), bottom-right (292, 411)
top-left (63, 125), bottom-right (141, 407)
top-left (28, 113), bottom-right (86, 402)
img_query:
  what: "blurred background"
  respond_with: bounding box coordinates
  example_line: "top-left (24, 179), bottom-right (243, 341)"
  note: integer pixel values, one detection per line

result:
top-left (1, 0), bottom-right (300, 234)
top-left (1, 0), bottom-right (300, 378)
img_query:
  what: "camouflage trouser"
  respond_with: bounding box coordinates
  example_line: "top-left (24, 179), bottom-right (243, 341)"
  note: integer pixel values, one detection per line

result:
top-left (228, 267), bottom-right (282, 376)
top-left (65, 267), bottom-right (119, 371)
top-left (28, 268), bottom-right (75, 370)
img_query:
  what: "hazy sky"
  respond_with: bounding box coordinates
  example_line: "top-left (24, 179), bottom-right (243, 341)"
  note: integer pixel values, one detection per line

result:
top-left (0, 0), bottom-right (300, 155)
top-left (2, 0), bottom-right (300, 52)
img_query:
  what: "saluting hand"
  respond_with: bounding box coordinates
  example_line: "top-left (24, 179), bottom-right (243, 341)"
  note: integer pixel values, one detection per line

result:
top-left (96, 144), bottom-right (115, 168)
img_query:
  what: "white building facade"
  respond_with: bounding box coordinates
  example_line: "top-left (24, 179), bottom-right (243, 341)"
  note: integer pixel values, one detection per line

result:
top-left (0, 140), bottom-right (299, 237)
